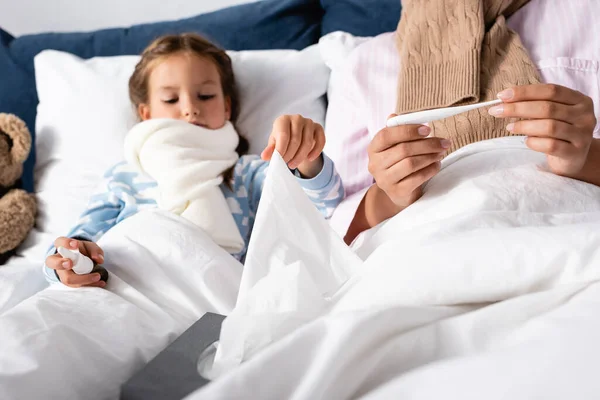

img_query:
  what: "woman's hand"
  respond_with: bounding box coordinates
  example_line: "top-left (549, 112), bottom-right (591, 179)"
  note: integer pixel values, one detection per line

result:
top-left (344, 120), bottom-right (449, 245)
top-left (490, 84), bottom-right (597, 177)
top-left (261, 115), bottom-right (326, 178)
top-left (367, 116), bottom-right (450, 208)
top-left (45, 237), bottom-right (106, 288)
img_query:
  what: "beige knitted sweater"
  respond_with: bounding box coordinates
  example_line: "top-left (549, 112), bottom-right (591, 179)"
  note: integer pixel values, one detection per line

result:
top-left (396, 0), bottom-right (540, 154)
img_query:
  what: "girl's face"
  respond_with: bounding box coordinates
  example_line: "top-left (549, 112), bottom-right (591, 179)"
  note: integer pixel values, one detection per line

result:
top-left (139, 52), bottom-right (231, 129)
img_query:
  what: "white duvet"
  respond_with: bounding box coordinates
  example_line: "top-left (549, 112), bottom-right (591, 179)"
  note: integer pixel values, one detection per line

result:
top-left (0, 210), bottom-right (242, 400)
top-left (0, 137), bottom-right (599, 400)
top-left (189, 137), bottom-right (600, 399)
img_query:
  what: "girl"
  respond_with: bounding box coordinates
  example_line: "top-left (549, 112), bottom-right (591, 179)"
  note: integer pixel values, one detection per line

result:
top-left (43, 33), bottom-right (344, 288)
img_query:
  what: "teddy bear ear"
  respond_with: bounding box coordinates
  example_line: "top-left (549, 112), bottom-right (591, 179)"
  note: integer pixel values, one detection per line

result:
top-left (0, 113), bottom-right (32, 165)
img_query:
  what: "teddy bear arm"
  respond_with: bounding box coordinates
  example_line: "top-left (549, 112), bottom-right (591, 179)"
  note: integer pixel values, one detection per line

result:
top-left (0, 189), bottom-right (37, 254)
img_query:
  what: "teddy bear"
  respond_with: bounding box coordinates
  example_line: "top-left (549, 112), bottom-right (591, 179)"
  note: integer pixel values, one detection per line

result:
top-left (0, 113), bottom-right (37, 265)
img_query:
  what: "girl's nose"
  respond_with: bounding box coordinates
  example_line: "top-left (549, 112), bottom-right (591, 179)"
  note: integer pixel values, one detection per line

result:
top-left (181, 96), bottom-right (199, 117)
top-left (183, 107), bottom-right (199, 117)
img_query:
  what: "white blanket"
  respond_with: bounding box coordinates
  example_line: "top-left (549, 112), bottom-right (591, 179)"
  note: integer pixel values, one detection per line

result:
top-left (189, 137), bottom-right (600, 399)
top-left (0, 210), bottom-right (242, 400)
top-left (1, 138), bottom-right (600, 400)
top-left (124, 118), bottom-right (245, 253)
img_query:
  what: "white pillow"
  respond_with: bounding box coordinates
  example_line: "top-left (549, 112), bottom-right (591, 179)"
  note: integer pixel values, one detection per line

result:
top-left (318, 31), bottom-right (372, 73)
top-left (318, 30), bottom-right (372, 131)
top-left (33, 45), bottom-right (329, 238)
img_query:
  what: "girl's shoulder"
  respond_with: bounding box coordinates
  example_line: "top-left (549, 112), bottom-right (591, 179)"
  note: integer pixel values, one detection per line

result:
top-left (235, 154), bottom-right (268, 174)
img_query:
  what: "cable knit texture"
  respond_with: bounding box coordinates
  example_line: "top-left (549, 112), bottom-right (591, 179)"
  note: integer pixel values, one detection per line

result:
top-left (396, 0), bottom-right (540, 154)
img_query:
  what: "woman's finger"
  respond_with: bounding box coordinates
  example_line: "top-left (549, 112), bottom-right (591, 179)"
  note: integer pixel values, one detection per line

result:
top-left (524, 136), bottom-right (577, 158)
top-left (288, 119), bottom-right (315, 169)
top-left (489, 101), bottom-right (575, 124)
top-left (507, 119), bottom-right (575, 143)
top-left (498, 84), bottom-right (583, 105)
top-left (374, 138), bottom-right (450, 170)
top-left (390, 161), bottom-right (442, 198)
top-left (383, 153), bottom-right (444, 183)
top-left (370, 124), bottom-right (431, 153)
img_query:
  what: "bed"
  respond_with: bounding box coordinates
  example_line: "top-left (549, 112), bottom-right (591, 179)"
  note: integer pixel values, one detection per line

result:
top-left (1, 0), bottom-right (600, 399)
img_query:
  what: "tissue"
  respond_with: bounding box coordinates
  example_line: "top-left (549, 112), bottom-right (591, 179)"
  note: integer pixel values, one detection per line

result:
top-left (199, 151), bottom-right (362, 379)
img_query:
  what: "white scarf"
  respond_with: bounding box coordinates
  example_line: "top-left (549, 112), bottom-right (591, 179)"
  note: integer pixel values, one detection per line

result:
top-left (124, 119), bottom-right (245, 253)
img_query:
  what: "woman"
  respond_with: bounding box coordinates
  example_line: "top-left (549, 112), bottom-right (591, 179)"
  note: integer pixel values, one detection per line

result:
top-left (323, 0), bottom-right (600, 244)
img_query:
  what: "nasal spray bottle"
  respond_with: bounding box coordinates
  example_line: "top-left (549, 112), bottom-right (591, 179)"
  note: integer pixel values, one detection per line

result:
top-left (57, 246), bottom-right (109, 283)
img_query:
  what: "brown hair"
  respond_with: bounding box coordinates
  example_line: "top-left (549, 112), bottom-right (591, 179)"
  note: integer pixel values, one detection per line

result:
top-left (128, 33), bottom-right (249, 184)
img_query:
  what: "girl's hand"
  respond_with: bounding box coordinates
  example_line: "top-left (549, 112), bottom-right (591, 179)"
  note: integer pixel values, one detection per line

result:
top-left (45, 237), bottom-right (106, 288)
top-left (490, 84), bottom-right (597, 177)
top-left (261, 115), bottom-right (326, 178)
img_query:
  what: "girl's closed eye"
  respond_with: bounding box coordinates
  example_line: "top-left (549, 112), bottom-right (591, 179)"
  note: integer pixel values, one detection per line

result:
top-left (163, 98), bottom-right (178, 104)
top-left (198, 94), bottom-right (216, 101)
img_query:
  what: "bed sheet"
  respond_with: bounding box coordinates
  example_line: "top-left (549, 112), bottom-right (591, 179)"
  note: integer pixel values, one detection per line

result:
top-left (0, 229), bottom-right (52, 315)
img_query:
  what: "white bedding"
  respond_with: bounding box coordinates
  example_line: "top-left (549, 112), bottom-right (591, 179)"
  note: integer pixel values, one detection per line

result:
top-left (187, 137), bottom-right (600, 399)
top-left (0, 255), bottom-right (46, 315)
top-left (0, 210), bottom-right (241, 400)
top-left (0, 137), bottom-right (599, 400)
top-left (0, 229), bottom-right (54, 315)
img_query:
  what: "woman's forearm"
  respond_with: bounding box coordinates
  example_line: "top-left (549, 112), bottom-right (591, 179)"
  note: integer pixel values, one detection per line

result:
top-left (344, 184), bottom-right (404, 245)
top-left (573, 138), bottom-right (600, 187)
